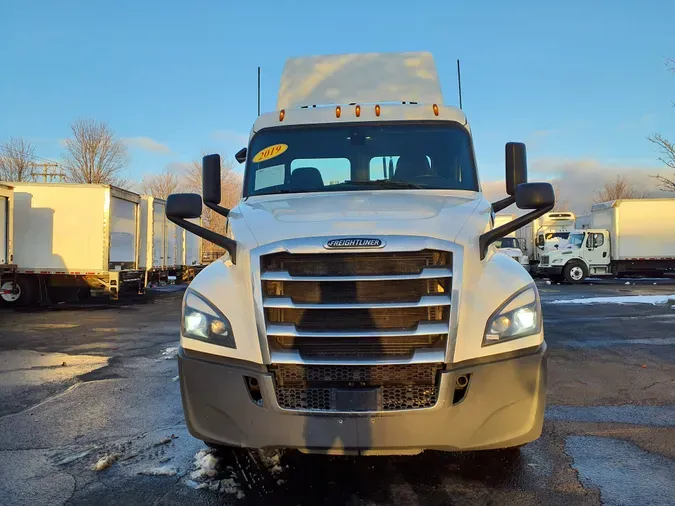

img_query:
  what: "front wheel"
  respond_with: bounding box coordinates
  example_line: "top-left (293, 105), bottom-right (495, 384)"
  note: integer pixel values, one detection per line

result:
top-left (564, 262), bottom-right (588, 284)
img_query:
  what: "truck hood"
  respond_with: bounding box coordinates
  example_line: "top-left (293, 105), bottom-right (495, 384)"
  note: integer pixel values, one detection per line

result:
top-left (236, 190), bottom-right (484, 247)
top-left (497, 247), bottom-right (522, 258)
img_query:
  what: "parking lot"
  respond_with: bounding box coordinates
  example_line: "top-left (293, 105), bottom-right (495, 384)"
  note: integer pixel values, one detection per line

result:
top-left (1, 279), bottom-right (674, 506)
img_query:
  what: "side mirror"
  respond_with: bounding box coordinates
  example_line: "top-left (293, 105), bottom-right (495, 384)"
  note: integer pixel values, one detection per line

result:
top-left (166, 193), bottom-right (237, 263)
top-left (491, 142), bottom-right (529, 212)
top-left (202, 154), bottom-right (230, 218)
top-left (515, 182), bottom-right (555, 209)
top-left (166, 193), bottom-right (202, 219)
top-left (235, 147), bottom-right (247, 164)
top-left (506, 142), bottom-right (528, 196)
top-left (480, 181), bottom-right (555, 260)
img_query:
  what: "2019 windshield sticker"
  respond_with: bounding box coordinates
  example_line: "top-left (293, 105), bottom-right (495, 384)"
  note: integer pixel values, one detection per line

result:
top-left (252, 143), bottom-right (288, 163)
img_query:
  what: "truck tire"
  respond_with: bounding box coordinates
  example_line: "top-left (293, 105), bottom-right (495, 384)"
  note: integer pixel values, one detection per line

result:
top-left (0, 276), bottom-right (37, 306)
top-left (563, 261), bottom-right (588, 284)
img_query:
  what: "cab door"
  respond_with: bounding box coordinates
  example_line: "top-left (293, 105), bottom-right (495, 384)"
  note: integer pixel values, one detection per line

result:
top-left (584, 231), bottom-right (610, 266)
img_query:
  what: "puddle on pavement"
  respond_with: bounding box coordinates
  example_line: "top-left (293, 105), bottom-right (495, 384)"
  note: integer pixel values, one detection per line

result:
top-left (0, 350), bottom-right (109, 387)
top-left (566, 436), bottom-right (675, 506)
top-left (547, 405), bottom-right (675, 427)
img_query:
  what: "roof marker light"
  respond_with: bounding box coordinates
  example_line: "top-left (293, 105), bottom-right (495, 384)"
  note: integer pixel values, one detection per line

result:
top-left (355, 105), bottom-right (361, 117)
top-left (336, 106), bottom-right (341, 118)
top-left (375, 104), bottom-right (381, 117)
top-left (433, 104), bottom-right (439, 116)
top-left (279, 109), bottom-right (285, 121)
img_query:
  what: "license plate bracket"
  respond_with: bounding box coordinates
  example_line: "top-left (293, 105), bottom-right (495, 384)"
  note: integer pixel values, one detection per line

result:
top-left (334, 388), bottom-right (381, 411)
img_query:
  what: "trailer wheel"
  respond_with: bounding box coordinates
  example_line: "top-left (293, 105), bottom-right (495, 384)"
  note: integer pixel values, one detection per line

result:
top-left (0, 276), bottom-right (37, 306)
top-left (564, 261), bottom-right (588, 284)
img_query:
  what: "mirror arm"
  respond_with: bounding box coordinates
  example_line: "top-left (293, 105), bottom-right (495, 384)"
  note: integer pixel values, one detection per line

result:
top-left (479, 204), bottom-right (554, 260)
top-left (167, 216), bottom-right (237, 264)
top-left (491, 196), bottom-right (516, 213)
top-left (205, 202), bottom-right (230, 218)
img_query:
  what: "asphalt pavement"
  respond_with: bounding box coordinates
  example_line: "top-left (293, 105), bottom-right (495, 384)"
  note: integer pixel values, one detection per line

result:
top-left (0, 279), bottom-right (673, 506)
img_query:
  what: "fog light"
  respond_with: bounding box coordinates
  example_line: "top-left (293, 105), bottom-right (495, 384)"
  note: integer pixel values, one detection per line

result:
top-left (490, 316), bottom-right (510, 333)
top-left (210, 320), bottom-right (229, 336)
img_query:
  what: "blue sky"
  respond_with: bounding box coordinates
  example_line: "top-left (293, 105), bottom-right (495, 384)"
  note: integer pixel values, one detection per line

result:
top-left (1, 0), bottom-right (673, 188)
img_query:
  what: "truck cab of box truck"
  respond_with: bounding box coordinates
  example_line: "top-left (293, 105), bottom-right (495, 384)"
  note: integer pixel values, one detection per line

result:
top-left (539, 229), bottom-right (610, 283)
top-left (166, 52), bottom-right (554, 455)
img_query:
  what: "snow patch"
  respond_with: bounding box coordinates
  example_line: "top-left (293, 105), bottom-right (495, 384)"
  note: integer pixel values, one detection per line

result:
top-left (552, 294), bottom-right (675, 305)
top-left (625, 281), bottom-right (631, 285)
top-left (545, 280), bottom-right (551, 285)
top-left (172, 375), bottom-right (179, 382)
top-left (138, 466), bottom-right (178, 476)
top-left (184, 449), bottom-right (245, 497)
top-left (259, 449), bottom-right (285, 477)
top-left (93, 453), bottom-right (119, 471)
top-left (160, 346), bottom-right (179, 360)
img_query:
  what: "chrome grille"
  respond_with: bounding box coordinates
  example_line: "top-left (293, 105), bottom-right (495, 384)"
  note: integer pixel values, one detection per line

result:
top-left (540, 255), bottom-right (549, 266)
top-left (260, 249), bottom-right (452, 359)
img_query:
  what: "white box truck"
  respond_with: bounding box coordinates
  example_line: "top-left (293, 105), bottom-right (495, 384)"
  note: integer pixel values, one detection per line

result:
top-left (493, 214), bottom-right (529, 270)
top-left (516, 211), bottom-right (575, 271)
top-left (164, 52), bottom-right (554, 455)
top-left (6, 183), bottom-right (144, 305)
top-left (0, 183), bottom-right (17, 303)
top-left (540, 199), bottom-right (675, 283)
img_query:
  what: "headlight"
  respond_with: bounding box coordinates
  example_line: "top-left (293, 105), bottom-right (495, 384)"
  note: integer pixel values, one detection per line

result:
top-left (182, 290), bottom-right (235, 348)
top-left (483, 285), bottom-right (541, 346)
top-left (552, 258), bottom-right (563, 264)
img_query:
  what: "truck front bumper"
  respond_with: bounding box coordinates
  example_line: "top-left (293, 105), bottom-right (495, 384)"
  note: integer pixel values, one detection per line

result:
top-left (538, 266), bottom-right (563, 277)
top-left (178, 343), bottom-right (547, 454)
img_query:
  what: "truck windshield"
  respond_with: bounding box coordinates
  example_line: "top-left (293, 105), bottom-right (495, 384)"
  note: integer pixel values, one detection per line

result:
top-left (544, 232), bottom-right (570, 240)
top-left (495, 237), bottom-right (520, 249)
top-left (243, 123), bottom-right (479, 197)
top-left (568, 233), bottom-right (585, 248)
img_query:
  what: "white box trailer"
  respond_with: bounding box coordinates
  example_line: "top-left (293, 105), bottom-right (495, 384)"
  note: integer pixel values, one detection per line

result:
top-left (140, 196), bottom-right (203, 285)
top-left (6, 183), bottom-right (144, 305)
top-left (591, 199), bottom-right (675, 261)
top-left (540, 199), bottom-right (675, 282)
top-left (0, 184), bottom-right (17, 303)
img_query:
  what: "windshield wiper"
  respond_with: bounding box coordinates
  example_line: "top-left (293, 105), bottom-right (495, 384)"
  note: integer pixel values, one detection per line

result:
top-left (344, 180), bottom-right (424, 189)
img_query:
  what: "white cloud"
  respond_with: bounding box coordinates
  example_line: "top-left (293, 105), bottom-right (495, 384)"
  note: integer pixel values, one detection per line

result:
top-left (482, 157), bottom-right (674, 215)
top-left (211, 130), bottom-right (248, 145)
top-left (123, 136), bottom-right (171, 154)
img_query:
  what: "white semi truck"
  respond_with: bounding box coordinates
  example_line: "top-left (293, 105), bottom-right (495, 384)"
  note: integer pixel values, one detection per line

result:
top-left (3, 183), bottom-right (144, 305)
top-left (165, 52), bottom-right (554, 455)
top-left (0, 183), bottom-right (16, 302)
top-left (539, 199), bottom-right (675, 283)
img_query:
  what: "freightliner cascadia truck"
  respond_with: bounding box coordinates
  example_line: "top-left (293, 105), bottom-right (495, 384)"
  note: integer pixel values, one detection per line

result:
top-left (166, 52), bottom-right (555, 455)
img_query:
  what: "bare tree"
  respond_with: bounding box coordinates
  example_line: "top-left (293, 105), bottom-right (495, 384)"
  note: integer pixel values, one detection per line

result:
top-left (181, 155), bottom-right (242, 258)
top-left (593, 175), bottom-right (645, 203)
top-left (648, 58), bottom-right (675, 191)
top-left (0, 137), bottom-right (36, 181)
top-left (140, 169), bottom-right (180, 200)
top-left (550, 179), bottom-right (569, 211)
top-left (648, 133), bottom-right (675, 191)
top-left (62, 118), bottom-right (129, 186)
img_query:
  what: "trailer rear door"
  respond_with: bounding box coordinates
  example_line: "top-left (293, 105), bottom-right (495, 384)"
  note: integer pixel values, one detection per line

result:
top-left (152, 200), bottom-right (165, 268)
top-left (110, 196), bottom-right (138, 269)
top-left (184, 219), bottom-right (201, 266)
top-left (166, 220), bottom-right (177, 267)
top-left (0, 196), bottom-right (7, 264)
